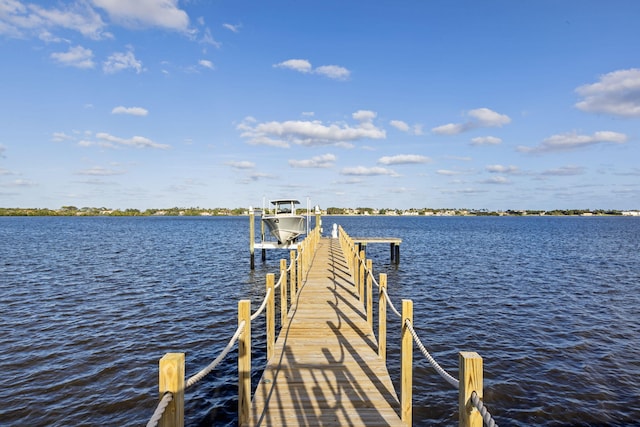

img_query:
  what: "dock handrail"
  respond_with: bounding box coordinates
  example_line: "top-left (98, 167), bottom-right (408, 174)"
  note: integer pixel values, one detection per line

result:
top-left (146, 223), bottom-right (499, 427)
top-left (145, 225), bottom-right (321, 427)
top-left (337, 225), bottom-right (499, 427)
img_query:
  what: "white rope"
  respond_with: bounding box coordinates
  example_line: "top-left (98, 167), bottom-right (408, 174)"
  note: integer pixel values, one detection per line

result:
top-left (383, 287), bottom-right (402, 318)
top-left (471, 391), bottom-right (499, 427)
top-left (146, 392), bottom-right (173, 427)
top-left (185, 321), bottom-right (246, 389)
top-left (405, 319), bottom-right (459, 389)
top-left (250, 287), bottom-right (272, 321)
top-left (274, 273), bottom-right (283, 290)
top-left (371, 273), bottom-right (379, 289)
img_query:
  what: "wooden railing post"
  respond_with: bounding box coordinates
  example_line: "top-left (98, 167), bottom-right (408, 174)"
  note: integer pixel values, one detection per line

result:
top-left (238, 300), bottom-right (251, 426)
top-left (159, 353), bottom-right (184, 427)
top-left (378, 273), bottom-right (387, 361)
top-left (280, 259), bottom-right (288, 324)
top-left (401, 300), bottom-right (413, 426)
top-left (266, 274), bottom-right (275, 360)
top-left (352, 251), bottom-right (358, 286)
top-left (459, 352), bottom-right (483, 427)
top-left (290, 250), bottom-right (296, 298)
top-left (359, 251), bottom-right (365, 301)
top-left (297, 247), bottom-right (302, 292)
top-left (366, 259), bottom-right (373, 328)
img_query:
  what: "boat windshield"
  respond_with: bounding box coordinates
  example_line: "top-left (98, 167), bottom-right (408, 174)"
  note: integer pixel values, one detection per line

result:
top-left (272, 200), bottom-right (299, 215)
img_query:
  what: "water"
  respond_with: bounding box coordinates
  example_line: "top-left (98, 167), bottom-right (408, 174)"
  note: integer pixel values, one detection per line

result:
top-left (1, 216), bottom-right (639, 426)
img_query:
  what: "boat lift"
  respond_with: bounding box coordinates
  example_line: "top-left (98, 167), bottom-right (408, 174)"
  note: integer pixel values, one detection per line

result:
top-left (249, 200), bottom-right (321, 269)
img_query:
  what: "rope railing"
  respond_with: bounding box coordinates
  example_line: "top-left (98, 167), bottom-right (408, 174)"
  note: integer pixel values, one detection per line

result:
top-left (472, 391), bottom-right (498, 427)
top-left (146, 392), bottom-right (173, 427)
top-left (405, 319), bottom-right (459, 389)
top-left (147, 224), bottom-right (321, 427)
top-left (338, 224), bottom-right (499, 427)
top-left (147, 223), bottom-right (500, 427)
top-left (185, 321), bottom-right (246, 388)
top-left (250, 288), bottom-right (272, 321)
top-left (383, 286), bottom-right (402, 318)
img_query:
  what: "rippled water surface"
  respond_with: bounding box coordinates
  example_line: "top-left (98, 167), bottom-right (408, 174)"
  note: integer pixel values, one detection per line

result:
top-left (1, 216), bottom-right (639, 426)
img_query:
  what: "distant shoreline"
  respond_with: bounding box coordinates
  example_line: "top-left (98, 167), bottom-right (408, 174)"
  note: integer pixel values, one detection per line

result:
top-left (1, 207), bottom-right (638, 217)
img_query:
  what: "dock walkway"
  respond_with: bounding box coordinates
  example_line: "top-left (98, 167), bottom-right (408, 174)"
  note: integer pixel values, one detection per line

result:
top-left (248, 237), bottom-right (403, 426)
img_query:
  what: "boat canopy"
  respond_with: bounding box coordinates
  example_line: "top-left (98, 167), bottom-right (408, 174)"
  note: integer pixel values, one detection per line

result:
top-left (269, 199), bottom-right (302, 215)
top-left (270, 199), bottom-right (301, 205)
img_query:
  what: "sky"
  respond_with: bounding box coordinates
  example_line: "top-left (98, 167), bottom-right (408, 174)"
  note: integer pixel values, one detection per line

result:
top-left (1, 0), bottom-right (639, 211)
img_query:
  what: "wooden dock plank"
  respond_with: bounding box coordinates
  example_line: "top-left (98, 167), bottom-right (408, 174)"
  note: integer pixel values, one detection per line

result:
top-left (248, 238), bottom-right (403, 426)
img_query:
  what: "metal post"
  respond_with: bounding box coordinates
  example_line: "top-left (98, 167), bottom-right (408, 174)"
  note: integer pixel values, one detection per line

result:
top-left (249, 207), bottom-right (255, 270)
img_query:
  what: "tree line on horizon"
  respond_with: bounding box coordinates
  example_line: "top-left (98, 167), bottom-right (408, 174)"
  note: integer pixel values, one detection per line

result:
top-left (0, 206), bottom-right (627, 217)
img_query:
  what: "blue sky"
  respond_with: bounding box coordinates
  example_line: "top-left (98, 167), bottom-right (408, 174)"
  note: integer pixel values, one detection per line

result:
top-left (1, 0), bottom-right (639, 211)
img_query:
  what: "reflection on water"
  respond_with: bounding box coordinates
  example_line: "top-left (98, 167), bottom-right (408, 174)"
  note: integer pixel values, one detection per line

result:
top-left (1, 216), bottom-right (639, 426)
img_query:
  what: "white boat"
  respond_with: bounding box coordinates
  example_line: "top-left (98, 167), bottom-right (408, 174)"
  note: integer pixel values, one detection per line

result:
top-left (262, 199), bottom-right (307, 245)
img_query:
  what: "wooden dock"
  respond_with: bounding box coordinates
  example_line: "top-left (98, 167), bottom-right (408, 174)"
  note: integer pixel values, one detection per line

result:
top-left (248, 237), bottom-right (403, 426)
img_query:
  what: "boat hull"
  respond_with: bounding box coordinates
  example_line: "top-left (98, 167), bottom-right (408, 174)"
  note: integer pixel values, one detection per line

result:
top-left (262, 216), bottom-right (306, 244)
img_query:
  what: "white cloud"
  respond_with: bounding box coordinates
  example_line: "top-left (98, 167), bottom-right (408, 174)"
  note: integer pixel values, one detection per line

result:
top-left (340, 166), bottom-right (398, 177)
top-left (222, 23), bottom-right (241, 32)
top-left (237, 112), bottom-right (386, 147)
top-left (199, 27), bottom-right (221, 48)
top-left (4, 178), bottom-right (36, 187)
top-left (471, 136), bottom-right (502, 146)
top-left (91, 132), bottom-right (169, 149)
top-left (378, 154), bottom-right (431, 165)
top-left (52, 132), bottom-right (74, 142)
top-left (486, 164), bottom-right (518, 174)
top-left (0, 144), bottom-right (6, 158)
top-left (0, 1), bottom-right (108, 40)
top-left (314, 65), bottom-right (350, 80)
top-left (575, 68), bottom-right (640, 117)
top-left (289, 154), bottom-right (336, 168)
top-left (198, 59), bottom-right (214, 69)
top-left (352, 110), bottom-right (376, 122)
top-left (542, 165), bottom-right (585, 176)
top-left (246, 172), bottom-right (277, 182)
top-left (437, 169), bottom-right (464, 176)
top-left (432, 108), bottom-right (511, 135)
top-left (273, 58), bottom-right (350, 80)
top-left (111, 106), bottom-right (148, 116)
top-left (92, 0), bottom-right (191, 32)
top-left (103, 49), bottom-right (142, 74)
top-left (274, 59), bottom-right (312, 73)
top-left (389, 120), bottom-right (423, 135)
top-left (390, 120), bottom-right (409, 132)
top-left (432, 123), bottom-right (465, 135)
top-left (76, 166), bottom-right (125, 176)
top-left (226, 161), bottom-right (255, 169)
top-left (518, 131), bottom-right (627, 153)
top-left (480, 176), bottom-right (510, 184)
top-left (50, 45), bottom-right (94, 69)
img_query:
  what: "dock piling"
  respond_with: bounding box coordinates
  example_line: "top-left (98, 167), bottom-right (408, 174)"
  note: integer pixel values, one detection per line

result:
top-left (158, 353), bottom-right (184, 427)
top-left (249, 207), bottom-right (255, 269)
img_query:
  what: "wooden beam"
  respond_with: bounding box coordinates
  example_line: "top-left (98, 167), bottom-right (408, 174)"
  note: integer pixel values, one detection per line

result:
top-left (238, 300), bottom-right (251, 426)
top-left (459, 351), bottom-right (483, 427)
top-left (159, 353), bottom-right (184, 427)
top-left (401, 299), bottom-right (413, 425)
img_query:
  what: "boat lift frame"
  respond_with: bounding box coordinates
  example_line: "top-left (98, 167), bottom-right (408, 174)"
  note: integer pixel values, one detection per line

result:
top-left (249, 201), bottom-right (321, 269)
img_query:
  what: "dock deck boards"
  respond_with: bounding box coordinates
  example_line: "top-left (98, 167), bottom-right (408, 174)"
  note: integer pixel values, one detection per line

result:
top-left (248, 237), bottom-right (403, 426)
